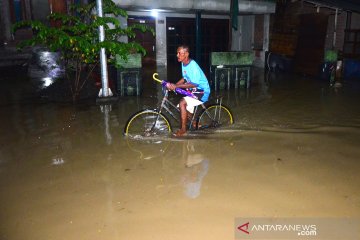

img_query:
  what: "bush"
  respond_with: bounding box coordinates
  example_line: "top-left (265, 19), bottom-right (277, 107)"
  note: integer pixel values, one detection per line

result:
top-left (12, 0), bottom-right (154, 102)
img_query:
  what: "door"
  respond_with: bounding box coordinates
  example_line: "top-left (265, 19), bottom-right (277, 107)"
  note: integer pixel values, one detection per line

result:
top-left (294, 13), bottom-right (328, 76)
top-left (127, 17), bottom-right (156, 94)
top-left (127, 17), bottom-right (156, 68)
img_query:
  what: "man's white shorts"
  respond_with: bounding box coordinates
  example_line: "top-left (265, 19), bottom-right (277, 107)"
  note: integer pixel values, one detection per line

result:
top-left (180, 96), bottom-right (204, 114)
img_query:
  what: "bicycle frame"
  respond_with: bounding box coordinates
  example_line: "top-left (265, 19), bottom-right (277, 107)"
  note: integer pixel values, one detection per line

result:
top-left (153, 89), bottom-right (197, 130)
top-left (153, 88), bottom-right (224, 131)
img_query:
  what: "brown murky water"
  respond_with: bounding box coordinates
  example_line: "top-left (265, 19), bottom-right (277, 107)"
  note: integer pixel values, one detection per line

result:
top-left (1, 67), bottom-right (360, 240)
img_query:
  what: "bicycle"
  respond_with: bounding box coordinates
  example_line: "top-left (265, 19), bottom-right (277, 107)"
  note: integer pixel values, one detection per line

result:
top-left (123, 73), bottom-right (234, 137)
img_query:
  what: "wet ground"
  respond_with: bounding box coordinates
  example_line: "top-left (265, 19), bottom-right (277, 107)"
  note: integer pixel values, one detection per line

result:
top-left (0, 67), bottom-right (360, 240)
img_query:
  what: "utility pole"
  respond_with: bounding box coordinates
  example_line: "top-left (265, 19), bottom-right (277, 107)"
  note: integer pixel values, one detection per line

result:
top-left (96, 0), bottom-right (110, 98)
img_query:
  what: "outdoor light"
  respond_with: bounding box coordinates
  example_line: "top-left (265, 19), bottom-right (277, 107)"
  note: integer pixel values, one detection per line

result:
top-left (42, 77), bottom-right (53, 87)
top-left (151, 9), bottom-right (158, 18)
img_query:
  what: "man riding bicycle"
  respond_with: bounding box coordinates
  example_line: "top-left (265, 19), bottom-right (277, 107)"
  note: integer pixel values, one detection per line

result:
top-left (166, 45), bottom-right (211, 137)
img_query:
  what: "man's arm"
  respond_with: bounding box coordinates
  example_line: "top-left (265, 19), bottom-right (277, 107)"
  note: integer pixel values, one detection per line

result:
top-left (167, 78), bottom-right (196, 91)
top-left (176, 78), bottom-right (185, 85)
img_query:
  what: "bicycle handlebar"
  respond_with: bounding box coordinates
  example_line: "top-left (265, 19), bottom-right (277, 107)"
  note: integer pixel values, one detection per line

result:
top-left (152, 73), bottom-right (163, 84)
top-left (152, 73), bottom-right (197, 99)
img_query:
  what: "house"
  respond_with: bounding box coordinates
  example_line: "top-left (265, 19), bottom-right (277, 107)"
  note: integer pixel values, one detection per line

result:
top-left (268, 0), bottom-right (360, 79)
top-left (1, 0), bottom-right (276, 72)
top-left (1, 0), bottom-right (359, 79)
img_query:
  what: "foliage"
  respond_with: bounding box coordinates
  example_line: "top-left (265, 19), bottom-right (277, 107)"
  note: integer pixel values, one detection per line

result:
top-left (12, 0), bottom-right (154, 102)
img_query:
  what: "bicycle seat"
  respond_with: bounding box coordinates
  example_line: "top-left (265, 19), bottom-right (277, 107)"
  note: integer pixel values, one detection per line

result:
top-left (215, 95), bottom-right (223, 100)
top-left (214, 95), bottom-right (223, 105)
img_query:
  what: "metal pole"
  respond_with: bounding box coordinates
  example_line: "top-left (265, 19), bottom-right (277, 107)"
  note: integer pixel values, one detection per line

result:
top-left (96, 0), bottom-right (109, 97)
top-left (195, 11), bottom-right (201, 64)
top-left (333, 8), bottom-right (338, 49)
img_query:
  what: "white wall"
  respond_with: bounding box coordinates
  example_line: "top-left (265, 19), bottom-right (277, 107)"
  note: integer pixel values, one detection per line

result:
top-left (155, 13), bottom-right (167, 66)
top-left (240, 15), bottom-right (254, 51)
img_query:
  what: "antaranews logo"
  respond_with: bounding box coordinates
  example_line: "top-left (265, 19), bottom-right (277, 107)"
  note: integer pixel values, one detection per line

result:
top-left (235, 218), bottom-right (359, 240)
top-left (237, 222), bottom-right (250, 234)
top-left (237, 222), bottom-right (317, 236)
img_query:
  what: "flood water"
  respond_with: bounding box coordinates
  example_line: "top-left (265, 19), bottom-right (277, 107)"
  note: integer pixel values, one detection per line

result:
top-left (1, 67), bottom-right (360, 240)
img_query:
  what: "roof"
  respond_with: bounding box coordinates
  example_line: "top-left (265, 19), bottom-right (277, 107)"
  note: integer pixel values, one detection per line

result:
top-left (305, 0), bottom-right (360, 13)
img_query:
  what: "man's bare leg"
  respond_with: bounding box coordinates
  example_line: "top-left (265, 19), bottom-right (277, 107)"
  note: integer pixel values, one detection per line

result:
top-left (176, 98), bottom-right (187, 136)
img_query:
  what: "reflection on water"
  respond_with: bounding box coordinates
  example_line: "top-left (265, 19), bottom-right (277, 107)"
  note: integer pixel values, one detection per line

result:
top-left (1, 68), bottom-right (360, 239)
top-left (100, 104), bottom-right (113, 145)
top-left (182, 141), bottom-right (209, 199)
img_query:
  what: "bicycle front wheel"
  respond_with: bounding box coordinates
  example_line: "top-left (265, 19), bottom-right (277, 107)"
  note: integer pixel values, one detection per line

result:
top-left (197, 104), bottom-right (234, 129)
top-left (124, 110), bottom-right (172, 137)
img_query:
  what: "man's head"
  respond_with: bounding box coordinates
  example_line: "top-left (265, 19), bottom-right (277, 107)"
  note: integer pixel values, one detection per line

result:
top-left (177, 45), bottom-right (190, 63)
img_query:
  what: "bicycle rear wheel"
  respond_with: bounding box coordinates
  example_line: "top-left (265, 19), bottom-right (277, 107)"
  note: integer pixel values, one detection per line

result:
top-left (197, 104), bottom-right (234, 129)
top-left (124, 110), bottom-right (172, 137)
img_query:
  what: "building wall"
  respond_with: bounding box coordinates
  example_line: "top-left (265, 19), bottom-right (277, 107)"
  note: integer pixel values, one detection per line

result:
top-left (155, 13), bottom-right (167, 67)
top-left (253, 14), bottom-right (270, 68)
top-left (325, 11), bottom-right (347, 51)
top-left (241, 15), bottom-right (254, 51)
top-left (253, 15), bottom-right (264, 50)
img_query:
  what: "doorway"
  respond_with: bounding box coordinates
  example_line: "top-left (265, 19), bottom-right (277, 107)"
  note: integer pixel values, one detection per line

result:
top-left (166, 17), bottom-right (229, 80)
top-left (294, 13), bottom-right (328, 76)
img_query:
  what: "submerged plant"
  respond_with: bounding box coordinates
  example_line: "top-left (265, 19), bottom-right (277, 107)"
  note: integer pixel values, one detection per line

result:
top-left (12, 0), bottom-right (154, 102)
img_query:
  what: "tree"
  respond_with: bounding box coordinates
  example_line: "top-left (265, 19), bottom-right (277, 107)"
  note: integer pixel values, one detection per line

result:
top-left (12, 0), bottom-right (153, 102)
